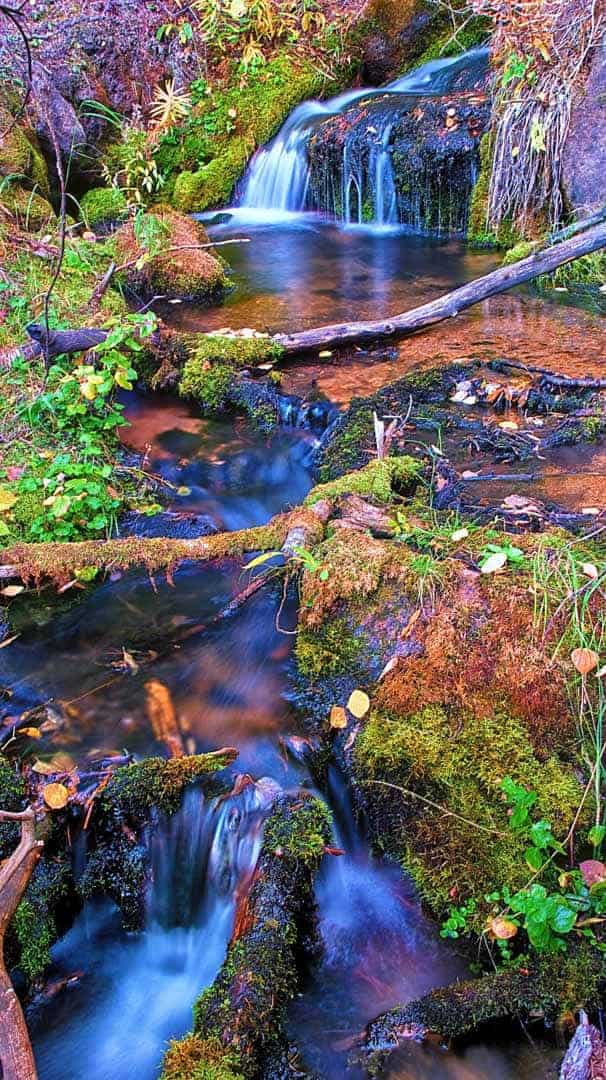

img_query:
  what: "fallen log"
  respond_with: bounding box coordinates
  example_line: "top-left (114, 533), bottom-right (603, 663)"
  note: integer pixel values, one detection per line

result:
top-left (0, 809), bottom-right (43, 1080)
top-left (360, 950), bottom-right (605, 1075)
top-left (0, 502), bottom-right (331, 585)
top-left (489, 358), bottom-right (606, 391)
top-left (274, 220), bottom-right (606, 356)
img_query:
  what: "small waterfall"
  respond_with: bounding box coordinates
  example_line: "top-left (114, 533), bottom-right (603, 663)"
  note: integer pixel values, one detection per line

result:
top-left (33, 776), bottom-right (280, 1080)
top-left (238, 48), bottom-right (489, 232)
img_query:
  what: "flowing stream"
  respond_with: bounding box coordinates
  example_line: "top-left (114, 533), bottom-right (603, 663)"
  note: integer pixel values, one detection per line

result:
top-left (3, 44), bottom-right (603, 1079)
top-left (238, 48), bottom-right (489, 227)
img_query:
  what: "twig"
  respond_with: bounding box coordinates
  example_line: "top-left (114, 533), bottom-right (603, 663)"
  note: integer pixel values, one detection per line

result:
top-left (360, 779), bottom-right (508, 837)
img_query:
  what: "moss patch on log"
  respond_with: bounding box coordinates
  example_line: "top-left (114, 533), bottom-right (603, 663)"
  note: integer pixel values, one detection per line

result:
top-left (102, 752), bottom-right (237, 822)
top-left (305, 457), bottom-right (422, 506)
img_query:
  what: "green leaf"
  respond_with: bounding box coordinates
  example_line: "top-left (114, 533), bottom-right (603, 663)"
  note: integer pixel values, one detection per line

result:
top-left (524, 846), bottom-right (543, 872)
top-left (549, 903), bottom-right (576, 935)
top-left (0, 520), bottom-right (10, 536)
top-left (589, 825), bottom-right (606, 848)
top-left (529, 820), bottom-right (554, 850)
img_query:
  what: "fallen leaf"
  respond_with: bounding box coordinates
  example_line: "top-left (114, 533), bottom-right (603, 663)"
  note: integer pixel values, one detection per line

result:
top-left (582, 563), bottom-right (599, 580)
top-left (490, 916), bottom-right (518, 940)
top-left (19, 727), bottom-right (41, 739)
top-left (318, 350), bottom-right (333, 358)
top-left (32, 759), bottom-right (59, 775)
top-left (378, 657), bottom-right (400, 681)
top-left (43, 782), bottom-right (69, 809)
top-left (1, 585), bottom-right (25, 597)
top-left (571, 648), bottom-right (600, 676)
top-left (451, 528), bottom-right (469, 542)
top-left (329, 705), bottom-right (348, 730)
top-left (480, 552), bottom-right (507, 574)
top-left (347, 689), bottom-right (370, 719)
top-left (498, 420), bottom-right (519, 431)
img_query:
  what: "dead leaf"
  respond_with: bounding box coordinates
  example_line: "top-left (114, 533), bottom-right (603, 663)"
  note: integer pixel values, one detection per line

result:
top-left (347, 689), bottom-right (370, 719)
top-left (571, 648), bottom-right (600, 676)
top-left (32, 759), bottom-right (59, 775)
top-left (43, 782), bottom-right (69, 809)
top-left (498, 420), bottom-right (519, 431)
top-left (490, 916), bottom-right (518, 940)
top-left (329, 706), bottom-right (348, 730)
top-left (582, 563), bottom-right (599, 579)
top-left (18, 727), bottom-right (41, 739)
top-left (480, 552), bottom-right (507, 574)
top-left (1, 585), bottom-right (25, 597)
top-left (451, 528), bottom-right (469, 542)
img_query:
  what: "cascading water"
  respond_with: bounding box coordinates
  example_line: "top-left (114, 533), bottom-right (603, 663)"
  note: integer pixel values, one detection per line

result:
top-left (31, 778), bottom-right (278, 1080)
top-left (238, 47), bottom-right (490, 231)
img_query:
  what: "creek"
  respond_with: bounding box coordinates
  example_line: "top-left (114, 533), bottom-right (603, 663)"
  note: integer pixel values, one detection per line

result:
top-left (2, 45), bottom-right (603, 1080)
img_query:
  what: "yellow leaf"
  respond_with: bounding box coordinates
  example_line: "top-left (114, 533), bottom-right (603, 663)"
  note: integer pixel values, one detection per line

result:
top-left (0, 485), bottom-right (17, 512)
top-left (43, 782), bottom-right (69, 810)
top-left (571, 648), bottom-right (600, 676)
top-left (50, 752), bottom-right (76, 773)
top-left (1, 585), bottom-right (25, 597)
top-left (480, 552), bottom-right (507, 575)
top-left (19, 727), bottom-right (41, 739)
top-left (347, 689), bottom-right (370, 719)
top-left (329, 706), bottom-right (348, 730)
top-left (451, 528), bottom-right (469, 542)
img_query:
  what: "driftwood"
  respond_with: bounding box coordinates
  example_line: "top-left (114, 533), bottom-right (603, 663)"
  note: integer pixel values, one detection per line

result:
top-left (0, 809), bottom-right (42, 1080)
top-left (274, 220), bottom-right (606, 356)
top-left (489, 358), bottom-right (606, 391)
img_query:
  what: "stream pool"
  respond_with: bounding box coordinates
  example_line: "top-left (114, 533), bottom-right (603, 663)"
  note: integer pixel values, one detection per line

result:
top-left (3, 213), bottom-right (603, 1078)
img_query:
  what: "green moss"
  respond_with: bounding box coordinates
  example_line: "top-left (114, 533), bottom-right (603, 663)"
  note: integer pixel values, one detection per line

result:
top-left (178, 335), bottom-right (284, 416)
top-left (80, 187), bottom-right (128, 230)
top-left (103, 752), bottom-right (234, 820)
top-left (306, 457), bottom-right (422, 506)
top-left (406, 15), bottom-right (491, 69)
top-left (0, 110), bottom-right (50, 197)
top-left (354, 704), bottom-right (582, 917)
top-left (11, 858), bottom-right (74, 983)
top-left (0, 757), bottom-right (26, 858)
top-left (0, 185), bottom-right (55, 231)
top-left (167, 53), bottom-right (332, 211)
top-left (263, 796), bottom-right (331, 866)
top-left (161, 1036), bottom-right (244, 1080)
top-left (467, 134), bottom-right (522, 248)
top-left (502, 240), bottom-right (539, 264)
top-left (295, 617), bottom-right (366, 681)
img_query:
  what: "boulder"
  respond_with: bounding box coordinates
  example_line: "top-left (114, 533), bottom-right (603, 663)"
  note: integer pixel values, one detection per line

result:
top-left (113, 205), bottom-right (227, 302)
top-left (563, 42), bottom-right (606, 216)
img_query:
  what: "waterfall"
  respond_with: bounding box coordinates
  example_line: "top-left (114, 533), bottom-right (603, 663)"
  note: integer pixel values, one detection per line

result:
top-left (238, 48), bottom-right (489, 232)
top-left (32, 776), bottom-right (280, 1080)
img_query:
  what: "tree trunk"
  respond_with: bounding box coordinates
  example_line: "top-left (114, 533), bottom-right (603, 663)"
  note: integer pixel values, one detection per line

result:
top-left (275, 220), bottom-right (606, 356)
top-left (0, 809), bottom-right (43, 1080)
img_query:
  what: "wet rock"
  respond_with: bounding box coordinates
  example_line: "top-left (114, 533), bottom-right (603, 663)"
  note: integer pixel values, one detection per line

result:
top-left (563, 41), bottom-right (606, 216)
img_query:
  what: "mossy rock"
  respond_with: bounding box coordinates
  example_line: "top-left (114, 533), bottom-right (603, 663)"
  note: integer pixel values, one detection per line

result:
top-left (102, 752), bottom-right (235, 823)
top-left (167, 54), bottom-right (332, 212)
top-left (9, 857), bottom-right (75, 985)
top-left (0, 108), bottom-right (50, 197)
top-left (178, 334), bottom-right (284, 415)
top-left (0, 185), bottom-right (55, 231)
top-left (80, 186), bottom-right (128, 233)
top-left (305, 457), bottom-right (422, 506)
top-left (0, 755), bottom-right (26, 859)
top-left (113, 206), bottom-right (227, 301)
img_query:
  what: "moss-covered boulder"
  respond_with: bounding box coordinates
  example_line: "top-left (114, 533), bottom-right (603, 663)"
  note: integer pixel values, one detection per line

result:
top-left (178, 334), bottom-right (284, 419)
top-left (80, 186), bottom-right (128, 233)
top-left (113, 206), bottom-right (227, 302)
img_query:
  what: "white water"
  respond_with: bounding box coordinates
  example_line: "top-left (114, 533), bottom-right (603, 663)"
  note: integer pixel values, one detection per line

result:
top-left (32, 778), bottom-right (279, 1080)
top-left (238, 48), bottom-right (489, 224)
